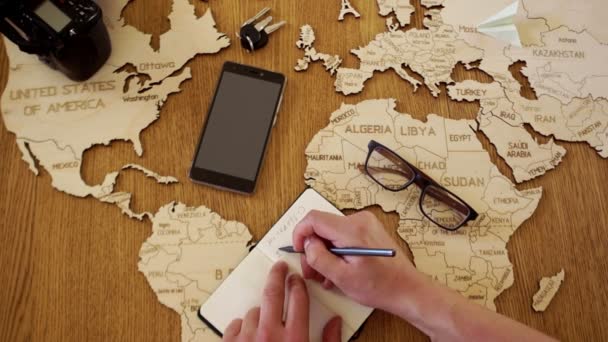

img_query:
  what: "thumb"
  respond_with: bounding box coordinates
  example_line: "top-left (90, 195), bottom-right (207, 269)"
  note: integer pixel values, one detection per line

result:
top-left (304, 236), bottom-right (347, 283)
top-left (322, 316), bottom-right (342, 342)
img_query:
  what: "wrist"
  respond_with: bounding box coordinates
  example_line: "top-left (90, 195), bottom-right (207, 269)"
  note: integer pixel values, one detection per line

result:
top-left (385, 272), bottom-right (457, 338)
top-left (382, 268), bottom-right (430, 318)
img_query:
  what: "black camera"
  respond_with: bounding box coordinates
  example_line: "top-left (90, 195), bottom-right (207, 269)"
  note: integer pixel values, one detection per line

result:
top-left (0, 0), bottom-right (111, 81)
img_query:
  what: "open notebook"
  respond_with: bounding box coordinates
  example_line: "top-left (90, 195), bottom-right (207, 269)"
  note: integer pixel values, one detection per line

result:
top-left (199, 188), bottom-right (374, 341)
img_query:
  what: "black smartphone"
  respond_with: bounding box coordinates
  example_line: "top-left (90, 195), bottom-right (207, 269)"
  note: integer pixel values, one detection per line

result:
top-left (189, 62), bottom-right (286, 194)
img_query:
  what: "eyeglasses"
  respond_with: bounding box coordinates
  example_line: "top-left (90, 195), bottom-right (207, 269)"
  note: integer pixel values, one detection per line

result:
top-left (360, 140), bottom-right (478, 231)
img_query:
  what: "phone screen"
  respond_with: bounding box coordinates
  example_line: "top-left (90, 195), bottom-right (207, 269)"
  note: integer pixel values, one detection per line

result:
top-left (191, 63), bottom-right (285, 192)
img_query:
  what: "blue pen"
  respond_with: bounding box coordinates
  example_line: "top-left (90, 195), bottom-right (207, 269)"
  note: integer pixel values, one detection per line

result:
top-left (278, 245), bottom-right (395, 257)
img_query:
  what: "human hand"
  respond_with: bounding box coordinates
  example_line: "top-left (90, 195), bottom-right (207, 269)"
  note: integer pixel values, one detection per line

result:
top-left (293, 211), bottom-right (558, 342)
top-left (223, 261), bottom-right (342, 342)
top-left (292, 210), bottom-right (426, 314)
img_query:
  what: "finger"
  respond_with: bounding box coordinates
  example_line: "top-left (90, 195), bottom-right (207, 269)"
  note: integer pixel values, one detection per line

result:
top-left (304, 236), bottom-right (349, 285)
top-left (260, 261), bottom-right (288, 329)
top-left (241, 307), bottom-right (260, 337)
top-left (293, 210), bottom-right (354, 251)
top-left (285, 274), bottom-right (310, 338)
top-left (322, 316), bottom-right (342, 342)
top-left (300, 254), bottom-right (325, 282)
top-left (223, 319), bottom-right (242, 340)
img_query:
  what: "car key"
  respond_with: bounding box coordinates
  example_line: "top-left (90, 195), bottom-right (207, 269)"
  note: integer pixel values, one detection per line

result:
top-left (239, 7), bottom-right (271, 51)
top-left (240, 16), bottom-right (272, 51)
top-left (239, 8), bottom-right (286, 52)
top-left (240, 19), bottom-right (286, 51)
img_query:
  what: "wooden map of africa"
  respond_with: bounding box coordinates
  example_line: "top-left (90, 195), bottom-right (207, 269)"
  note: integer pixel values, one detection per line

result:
top-left (305, 98), bottom-right (542, 310)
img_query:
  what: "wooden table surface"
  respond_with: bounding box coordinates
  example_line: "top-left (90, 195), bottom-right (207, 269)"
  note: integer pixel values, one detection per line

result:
top-left (1, 1), bottom-right (607, 341)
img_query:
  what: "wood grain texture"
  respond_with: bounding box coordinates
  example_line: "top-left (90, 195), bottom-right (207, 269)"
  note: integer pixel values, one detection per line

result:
top-left (0, 1), bottom-right (606, 341)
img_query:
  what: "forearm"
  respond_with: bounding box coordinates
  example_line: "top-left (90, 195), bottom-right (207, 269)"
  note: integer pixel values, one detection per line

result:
top-left (387, 276), bottom-right (557, 341)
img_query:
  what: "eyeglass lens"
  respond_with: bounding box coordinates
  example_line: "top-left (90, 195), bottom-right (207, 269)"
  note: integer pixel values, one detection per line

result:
top-left (421, 185), bottom-right (470, 230)
top-left (366, 146), bottom-right (415, 190)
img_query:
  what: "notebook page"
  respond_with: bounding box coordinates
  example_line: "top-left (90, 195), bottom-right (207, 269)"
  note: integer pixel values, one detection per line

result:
top-left (200, 247), bottom-right (356, 341)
